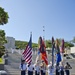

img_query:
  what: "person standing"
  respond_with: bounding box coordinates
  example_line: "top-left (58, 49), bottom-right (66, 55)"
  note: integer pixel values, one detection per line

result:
top-left (40, 60), bottom-right (46, 75)
top-left (55, 63), bottom-right (60, 75)
top-left (59, 62), bottom-right (64, 75)
top-left (34, 60), bottom-right (40, 75)
top-left (27, 62), bottom-right (34, 75)
top-left (19, 60), bottom-right (27, 75)
top-left (48, 62), bottom-right (54, 75)
top-left (64, 62), bottom-right (72, 75)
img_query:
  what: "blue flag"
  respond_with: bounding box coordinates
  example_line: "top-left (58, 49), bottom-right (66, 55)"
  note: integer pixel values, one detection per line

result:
top-left (56, 53), bottom-right (61, 64)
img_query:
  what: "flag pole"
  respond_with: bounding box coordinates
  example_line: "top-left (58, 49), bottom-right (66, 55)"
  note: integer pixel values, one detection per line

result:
top-left (30, 31), bottom-right (32, 60)
top-left (30, 32), bottom-right (32, 36)
top-left (52, 37), bottom-right (55, 67)
top-left (61, 39), bottom-right (64, 63)
top-left (43, 26), bottom-right (46, 46)
top-left (43, 26), bottom-right (48, 75)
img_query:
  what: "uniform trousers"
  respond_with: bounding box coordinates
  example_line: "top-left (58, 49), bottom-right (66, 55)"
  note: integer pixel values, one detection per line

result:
top-left (41, 70), bottom-right (45, 75)
top-left (60, 70), bottom-right (64, 75)
top-left (21, 70), bottom-right (25, 75)
top-left (56, 70), bottom-right (60, 75)
top-left (35, 70), bottom-right (40, 75)
top-left (28, 71), bottom-right (33, 75)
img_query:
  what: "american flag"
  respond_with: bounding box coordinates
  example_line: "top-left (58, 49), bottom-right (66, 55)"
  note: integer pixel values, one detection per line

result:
top-left (22, 34), bottom-right (32, 64)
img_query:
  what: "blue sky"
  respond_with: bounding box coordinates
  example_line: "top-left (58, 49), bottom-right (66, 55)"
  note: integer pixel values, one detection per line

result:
top-left (0, 0), bottom-right (75, 43)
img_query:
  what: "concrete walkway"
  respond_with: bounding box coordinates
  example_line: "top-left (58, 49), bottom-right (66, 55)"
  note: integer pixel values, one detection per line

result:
top-left (4, 49), bottom-right (75, 75)
top-left (4, 49), bottom-right (21, 75)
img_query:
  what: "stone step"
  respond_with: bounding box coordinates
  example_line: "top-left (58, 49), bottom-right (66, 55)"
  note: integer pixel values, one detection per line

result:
top-left (7, 72), bottom-right (20, 75)
top-left (4, 65), bottom-right (20, 75)
top-left (5, 69), bottom-right (20, 75)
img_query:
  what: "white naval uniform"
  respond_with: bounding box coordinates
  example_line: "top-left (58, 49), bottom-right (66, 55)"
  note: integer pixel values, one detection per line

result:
top-left (19, 63), bottom-right (27, 75)
top-left (40, 66), bottom-right (46, 75)
top-left (27, 64), bottom-right (34, 71)
top-left (27, 64), bottom-right (34, 75)
top-left (19, 63), bottom-right (27, 71)
top-left (34, 64), bottom-right (40, 75)
top-left (48, 65), bottom-right (54, 75)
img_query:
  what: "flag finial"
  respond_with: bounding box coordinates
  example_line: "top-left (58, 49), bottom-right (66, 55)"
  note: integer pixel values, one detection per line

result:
top-left (30, 32), bottom-right (32, 35)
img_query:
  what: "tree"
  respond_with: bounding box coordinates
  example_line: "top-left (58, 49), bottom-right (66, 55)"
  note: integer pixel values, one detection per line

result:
top-left (45, 40), bottom-right (52, 48)
top-left (65, 41), bottom-right (74, 47)
top-left (15, 40), bottom-right (38, 49)
top-left (0, 30), bottom-right (7, 57)
top-left (0, 30), bottom-right (7, 44)
top-left (32, 43), bottom-right (38, 48)
top-left (0, 7), bottom-right (9, 57)
top-left (0, 7), bottom-right (9, 25)
top-left (71, 37), bottom-right (75, 45)
top-left (46, 38), bottom-right (74, 48)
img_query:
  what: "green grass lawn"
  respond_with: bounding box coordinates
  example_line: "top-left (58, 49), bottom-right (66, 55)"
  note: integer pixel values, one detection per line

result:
top-left (0, 58), bottom-right (4, 64)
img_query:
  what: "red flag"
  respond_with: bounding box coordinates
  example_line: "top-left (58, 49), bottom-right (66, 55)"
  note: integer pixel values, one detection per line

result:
top-left (39, 37), bottom-right (48, 65)
top-left (61, 39), bottom-right (65, 53)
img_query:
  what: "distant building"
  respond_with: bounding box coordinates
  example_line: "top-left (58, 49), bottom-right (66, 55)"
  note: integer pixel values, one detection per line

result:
top-left (4, 36), bottom-right (15, 49)
top-left (70, 47), bottom-right (75, 53)
top-left (65, 47), bottom-right (70, 54)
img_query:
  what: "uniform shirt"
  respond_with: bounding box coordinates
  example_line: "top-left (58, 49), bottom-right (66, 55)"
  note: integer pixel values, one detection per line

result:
top-left (27, 64), bottom-right (34, 71)
top-left (34, 64), bottom-right (40, 74)
top-left (48, 65), bottom-right (54, 74)
top-left (19, 63), bottom-right (27, 71)
top-left (41, 66), bottom-right (46, 73)
top-left (59, 65), bottom-right (64, 71)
